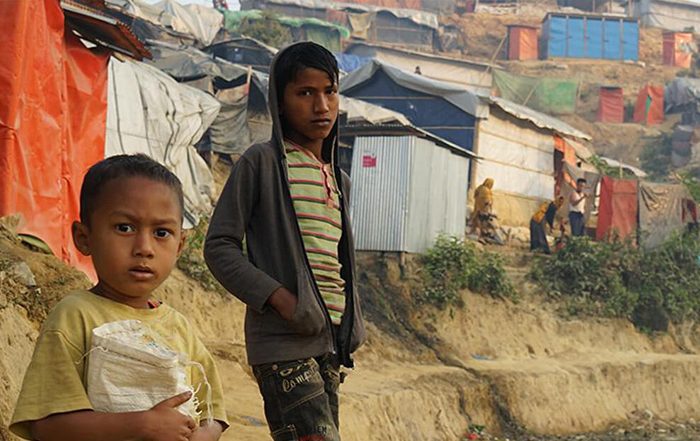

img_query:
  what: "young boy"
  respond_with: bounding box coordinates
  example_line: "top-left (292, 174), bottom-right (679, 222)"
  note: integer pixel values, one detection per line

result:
top-left (9, 154), bottom-right (228, 441)
top-left (569, 178), bottom-right (588, 237)
top-left (204, 42), bottom-right (366, 441)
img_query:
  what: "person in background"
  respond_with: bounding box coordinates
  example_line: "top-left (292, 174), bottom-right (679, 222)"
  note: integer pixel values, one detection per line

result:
top-left (530, 196), bottom-right (565, 254)
top-left (469, 178), bottom-right (494, 236)
top-left (569, 178), bottom-right (587, 237)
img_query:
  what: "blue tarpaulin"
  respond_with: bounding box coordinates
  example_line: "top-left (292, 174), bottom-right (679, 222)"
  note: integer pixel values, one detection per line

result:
top-left (542, 13), bottom-right (639, 61)
top-left (342, 68), bottom-right (477, 151)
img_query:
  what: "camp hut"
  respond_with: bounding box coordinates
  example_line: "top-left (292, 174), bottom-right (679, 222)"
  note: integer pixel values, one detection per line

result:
top-left (147, 41), bottom-right (270, 158)
top-left (598, 86), bottom-right (625, 123)
top-left (507, 24), bottom-right (539, 61)
top-left (662, 32), bottom-right (694, 68)
top-left (633, 84), bottom-right (664, 125)
top-left (221, 9), bottom-right (350, 52)
top-left (472, 97), bottom-right (591, 226)
top-left (340, 59), bottom-right (487, 154)
top-left (627, 0), bottom-right (700, 32)
top-left (240, 0), bottom-right (439, 50)
top-left (0, 0), bottom-right (197, 279)
top-left (542, 12), bottom-right (639, 61)
top-left (556, 0), bottom-right (626, 12)
top-left (204, 37), bottom-right (277, 73)
top-left (341, 61), bottom-right (592, 226)
top-left (343, 42), bottom-right (493, 94)
top-left (339, 97), bottom-right (475, 253)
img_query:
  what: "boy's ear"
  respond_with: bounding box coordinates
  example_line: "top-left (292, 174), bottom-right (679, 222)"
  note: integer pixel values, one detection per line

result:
top-left (72, 221), bottom-right (91, 256)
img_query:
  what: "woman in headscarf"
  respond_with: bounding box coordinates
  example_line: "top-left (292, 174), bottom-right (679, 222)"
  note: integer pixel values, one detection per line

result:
top-left (469, 178), bottom-right (494, 235)
top-left (530, 196), bottom-right (565, 254)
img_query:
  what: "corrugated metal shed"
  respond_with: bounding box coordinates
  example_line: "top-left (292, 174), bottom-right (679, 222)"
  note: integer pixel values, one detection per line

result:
top-left (542, 12), bottom-right (639, 61)
top-left (350, 135), bottom-right (469, 253)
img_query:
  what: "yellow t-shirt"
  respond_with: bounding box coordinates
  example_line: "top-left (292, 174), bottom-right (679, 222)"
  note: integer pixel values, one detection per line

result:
top-left (9, 290), bottom-right (229, 440)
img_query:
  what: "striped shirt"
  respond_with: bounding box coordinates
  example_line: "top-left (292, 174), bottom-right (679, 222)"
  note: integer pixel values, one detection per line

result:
top-left (285, 141), bottom-right (345, 325)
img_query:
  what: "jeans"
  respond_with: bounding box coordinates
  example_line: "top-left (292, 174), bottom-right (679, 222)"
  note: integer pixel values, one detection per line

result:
top-left (569, 211), bottom-right (585, 237)
top-left (253, 353), bottom-right (341, 441)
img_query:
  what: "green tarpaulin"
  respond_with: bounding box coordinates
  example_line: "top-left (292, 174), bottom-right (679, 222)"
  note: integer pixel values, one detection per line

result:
top-left (221, 10), bottom-right (349, 52)
top-left (493, 69), bottom-right (579, 115)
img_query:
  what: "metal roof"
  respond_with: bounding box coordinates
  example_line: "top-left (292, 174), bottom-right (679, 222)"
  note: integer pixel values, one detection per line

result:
top-left (61, 0), bottom-right (151, 60)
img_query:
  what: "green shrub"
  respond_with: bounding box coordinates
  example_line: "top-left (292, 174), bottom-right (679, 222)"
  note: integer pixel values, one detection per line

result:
top-left (532, 234), bottom-right (700, 327)
top-left (419, 235), bottom-right (514, 309)
top-left (177, 218), bottom-right (227, 296)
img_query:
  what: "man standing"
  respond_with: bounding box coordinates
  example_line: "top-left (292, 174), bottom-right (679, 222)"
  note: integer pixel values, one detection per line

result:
top-left (569, 178), bottom-right (587, 237)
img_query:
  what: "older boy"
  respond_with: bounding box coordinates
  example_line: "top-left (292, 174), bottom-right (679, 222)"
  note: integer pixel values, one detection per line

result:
top-left (10, 154), bottom-right (228, 441)
top-left (204, 42), bottom-right (366, 441)
top-left (569, 178), bottom-right (588, 237)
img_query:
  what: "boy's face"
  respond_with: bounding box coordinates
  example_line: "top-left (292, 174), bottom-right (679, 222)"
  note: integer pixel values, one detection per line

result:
top-left (577, 181), bottom-right (586, 192)
top-left (72, 176), bottom-right (184, 309)
top-left (280, 67), bottom-right (339, 148)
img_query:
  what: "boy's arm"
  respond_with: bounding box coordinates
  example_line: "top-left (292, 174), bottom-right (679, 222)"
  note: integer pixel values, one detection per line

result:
top-left (31, 392), bottom-right (196, 441)
top-left (204, 157), bottom-right (282, 312)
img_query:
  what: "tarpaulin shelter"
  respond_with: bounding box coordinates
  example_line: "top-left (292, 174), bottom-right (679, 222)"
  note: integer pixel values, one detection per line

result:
top-left (341, 59), bottom-right (487, 153)
top-left (342, 0), bottom-right (422, 11)
top-left (340, 97), bottom-right (475, 253)
top-left (663, 32), bottom-right (694, 68)
top-left (627, 0), bottom-right (700, 32)
top-left (0, 0), bottom-right (151, 278)
top-left (222, 9), bottom-right (350, 52)
top-left (507, 25), bottom-right (539, 61)
top-left (596, 176), bottom-right (639, 241)
top-left (542, 12), bottom-right (639, 61)
top-left (204, 37), bottom-right (277, 73)
top-left (598, 86), bottom-right (625, 123)
top-left (106, 57), bottom-right (220, 228)
top-left (473, 97), bottom-right (591, 226)
top-left (492, 69), bottom-right (579, 115)
top-left (634, 84), bottom-right (665, 125)
top-left (147, 41), bottom-right (269, 158)
top-left (106, 0), bottom-right (224, 45)
top-left (343, 42), bottom-right (493, 94)
top-left (639, 182), bottom-right (691, 248)
top-left (240, 0), bottom-right (439, 50)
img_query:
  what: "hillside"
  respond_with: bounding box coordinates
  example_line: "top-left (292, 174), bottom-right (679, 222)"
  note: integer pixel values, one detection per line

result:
top-left (441, 8), bottom-right (690, 168)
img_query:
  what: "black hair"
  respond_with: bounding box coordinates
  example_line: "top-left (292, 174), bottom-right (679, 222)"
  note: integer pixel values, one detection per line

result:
top-left (273, 42), bottom-right (339, 107)
top-left (79, 154), bottom-right (184, 225)
top-left (577, 178), bottom-right (587, 184)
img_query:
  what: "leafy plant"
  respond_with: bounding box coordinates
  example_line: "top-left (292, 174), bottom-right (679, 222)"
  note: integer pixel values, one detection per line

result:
top-left (237, 11), bottom-right (292, 49)
top-left (531, 234), bottom-right (700, 329)
top-left (419, 235), bottom-right (514, 309)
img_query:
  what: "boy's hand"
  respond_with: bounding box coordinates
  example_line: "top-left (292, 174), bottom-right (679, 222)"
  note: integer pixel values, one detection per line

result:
top-left (268, 287), bottom-right (297, 320)
top-left (141, 392), bottom-right (196, 441)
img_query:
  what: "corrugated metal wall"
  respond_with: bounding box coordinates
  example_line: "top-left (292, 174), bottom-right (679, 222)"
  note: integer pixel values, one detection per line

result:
top-left (543, 14), bottom-right (639, 61)
top-left (350, 136), bottom-right (411, 252)
top-left (350, 135), bottom-right (470, 253)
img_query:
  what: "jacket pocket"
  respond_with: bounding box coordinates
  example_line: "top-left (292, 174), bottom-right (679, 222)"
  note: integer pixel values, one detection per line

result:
top-left (287, 268), bottom-right (326, 336)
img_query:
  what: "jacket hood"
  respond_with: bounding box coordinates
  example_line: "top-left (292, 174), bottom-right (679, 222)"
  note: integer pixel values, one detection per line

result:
top-left (268, 41), bottom-right (339, 164)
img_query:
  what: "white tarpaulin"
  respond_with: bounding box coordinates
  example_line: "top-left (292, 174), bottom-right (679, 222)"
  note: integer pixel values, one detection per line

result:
top-left (106, 57), bottom-right (220, 227)
top-left (107, 0), bottom-right (223, 45)
top-left (628, 0), bottom-right (700, 32)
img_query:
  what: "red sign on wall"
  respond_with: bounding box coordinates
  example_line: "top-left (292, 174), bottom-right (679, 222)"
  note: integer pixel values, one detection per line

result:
top-left (362, 155), bottom-right (377, 168)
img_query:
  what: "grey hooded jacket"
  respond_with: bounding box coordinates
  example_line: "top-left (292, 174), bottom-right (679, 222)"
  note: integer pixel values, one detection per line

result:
top-left (203, 43), bottom-right (366, 367)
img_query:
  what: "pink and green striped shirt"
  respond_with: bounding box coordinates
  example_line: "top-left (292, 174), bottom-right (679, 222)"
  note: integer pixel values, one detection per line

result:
top-left (285, 141), bottom-right (345, 325)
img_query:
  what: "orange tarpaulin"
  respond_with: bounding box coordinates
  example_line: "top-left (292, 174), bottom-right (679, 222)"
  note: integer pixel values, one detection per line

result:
top-left (633, 84), bottom-right (664, 126)
top-left (507, 25), bottom-right (538, 61)
top-left (596, 176), bottom-right (638, 242)
top-left (663, 32), bottom-right (693, 69)
top-left (0, 0), bottom-right (108, 277)
top-left (597, 86), bottom-right (624, 123)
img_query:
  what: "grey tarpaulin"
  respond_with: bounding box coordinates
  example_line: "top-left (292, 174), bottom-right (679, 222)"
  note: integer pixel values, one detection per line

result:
top-left (665, 77), bottom-right (700, 113)
top-left (147, 41), bottom-right (270, 156)
top-left (106, 57), bottom-right (220, 228)
top-left (639, 182), bottom-right (691, 249)
top-left (341, 59), bottom-right (489, 118)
